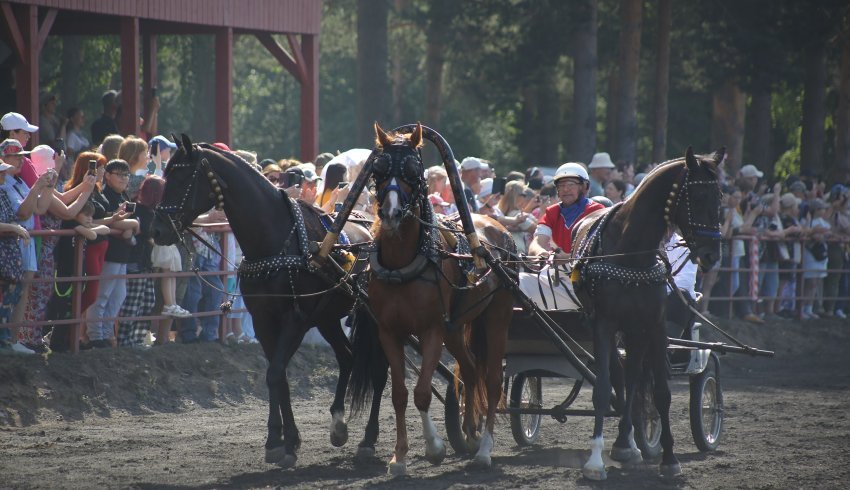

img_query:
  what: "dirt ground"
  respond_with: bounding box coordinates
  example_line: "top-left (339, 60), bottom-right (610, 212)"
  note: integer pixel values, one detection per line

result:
top-left (1, 315), bottom-right (849, 490)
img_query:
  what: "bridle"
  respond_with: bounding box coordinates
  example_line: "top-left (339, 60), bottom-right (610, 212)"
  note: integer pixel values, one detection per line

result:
top-left (372, 143), bottom-right (427, 218)
top-left (156, 146), bottom-right (226, 234)
top-left (664, 160), bottom-right (722, 255)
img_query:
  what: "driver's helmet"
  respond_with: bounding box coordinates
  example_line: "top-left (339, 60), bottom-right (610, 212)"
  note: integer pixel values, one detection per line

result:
top-left (553, 162), bottom-right (589, 183)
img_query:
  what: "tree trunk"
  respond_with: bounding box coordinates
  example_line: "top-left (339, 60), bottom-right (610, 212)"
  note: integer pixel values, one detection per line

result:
top-left (800, 42), bottom-right (827, 177)
top-left (569, 0), bottom-right (598, 163)
top-left (391, 0), bottom-right (412, 124)
top-left (710, 80), bottom-right (746, 175)
top-left (357, 0), bottom-right (391, 145)
top-left (519, 84), bottom-right (540, 163)
top-left (651, 0), bottom-right (671, 164)
top-left (605, 70), bottom-right (618, 154)
top-left (615, 0), bottom-right (642, 164)
top-left (425, 0), bottom-right (452, 129)
top-left (836, 24), bottom-right (850, 182)
top-left (60, 36), bottom-right (81, 119)
top-left (538, 65), bottom-right (559, 165)
top-left (749, 90), bottom-right (772, 177)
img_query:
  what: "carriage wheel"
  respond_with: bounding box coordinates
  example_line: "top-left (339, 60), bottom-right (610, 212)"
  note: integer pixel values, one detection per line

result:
top-left (632, 371), bottom-right (662, 460)
top-left (444, 381), bottom-right (468, 455)
top-left (689, 353), bottom-right (723, 452)
top-left (509, 374), bottom-right (543, 446)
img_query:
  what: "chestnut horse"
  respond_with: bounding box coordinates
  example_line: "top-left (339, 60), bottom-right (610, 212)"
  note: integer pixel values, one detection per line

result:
top-left (348, 123), bottom-right (516, 475)
top-left (150, 135), bottom-right (385, 468)
top-left (571, 148), bottom-right (723, 480)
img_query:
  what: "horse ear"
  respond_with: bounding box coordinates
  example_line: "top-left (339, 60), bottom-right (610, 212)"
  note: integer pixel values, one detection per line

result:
top-left (685, 146), bottom-right (698, 171)
top-left (409, 122), bottom-right (424, 148)
top-left (374, 122), bottom-right (394, 149)
top-left (181, 134), bottom-right (193, 155)
top-left (171, 133), bottom-right (182, 150)
top-left (712, 147), bottom-right (727, 165)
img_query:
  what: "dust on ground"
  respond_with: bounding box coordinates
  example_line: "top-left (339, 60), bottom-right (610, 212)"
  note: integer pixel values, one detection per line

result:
top-left (0, 316), bottom-right (848, 489)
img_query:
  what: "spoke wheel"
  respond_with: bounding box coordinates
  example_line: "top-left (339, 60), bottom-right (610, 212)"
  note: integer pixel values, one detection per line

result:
top-left (509, 374), bottom-right (543, 446)
top-left (690, 354), bottom-right (723, 451)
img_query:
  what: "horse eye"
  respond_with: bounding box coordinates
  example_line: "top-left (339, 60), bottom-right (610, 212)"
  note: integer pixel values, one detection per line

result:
top-left (373, 154), bottom-right (390, 174)
top-left (403, 156), bottom-right (420, 180)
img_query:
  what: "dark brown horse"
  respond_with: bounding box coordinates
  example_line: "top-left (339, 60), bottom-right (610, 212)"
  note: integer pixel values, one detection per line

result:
top-left (150, 135), bottom-right (384, 468)
top-left (348, 123), bottom-right (516, 475)
top-left (571, 148), bottom-right (723, 480)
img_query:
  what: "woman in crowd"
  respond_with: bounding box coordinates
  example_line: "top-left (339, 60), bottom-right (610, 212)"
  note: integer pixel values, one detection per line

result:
top-left (99, 134), bottom-right (124, 162)
top-left (604, 179), bottom-right (627, 204)
top-left (801, 199), bottom-right (830, 319)
top-left (777, 193), bottom-right (805, 318)
top-left (119, 136), bottom-right (149, 200)
top-left (63, 107), bottom-right (90, 162)
top-left (426, 165), bottom-right (457, 215)
top-left (497, 180), bottom-right (538, 252)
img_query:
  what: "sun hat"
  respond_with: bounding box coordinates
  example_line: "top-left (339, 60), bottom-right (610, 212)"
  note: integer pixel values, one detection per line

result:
top-left (0, 112), bottom-right (38, 133)
top-left (588, 152), bottom-right (615, 169)
top-left (739, 164), bottom-right (763, 179)
top-left (461, 157), bottom-right (485, 171)
top-left (0, 138), bottom-right (30, 156)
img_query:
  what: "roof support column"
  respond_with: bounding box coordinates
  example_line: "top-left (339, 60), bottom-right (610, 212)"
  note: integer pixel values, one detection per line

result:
top-left (215, 26), bottom-right (233, 146)
top-left (143, 33), bottom-right (158, 135)
top-left (300, 34), bottom-right (319, 161)
top-left (10, 4), bottom-right (38, 140)
top-left (120, 17), bottom-right (140, 136)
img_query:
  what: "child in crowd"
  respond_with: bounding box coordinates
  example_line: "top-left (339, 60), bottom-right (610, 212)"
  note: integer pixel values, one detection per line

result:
top-left (72, 201), bottom-right (111, 240)
top-left (801, 198), bottom-right (830, 319)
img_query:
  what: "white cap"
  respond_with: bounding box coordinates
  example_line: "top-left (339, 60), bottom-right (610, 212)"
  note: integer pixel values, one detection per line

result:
top-left (553, 162), bottom-right (589, 182)
top-left (0, 112), bottom-right (38, 132)
top-left (30, 144), bottom-right (56, 175)
top-left (0, 161), bottom-right (13, 172)
top-left (461, 157), bottom-right (485, 171)
top-left (739, 164), bottom-right (763, 178)
top-left (588, 152), bottom-right (615, 169)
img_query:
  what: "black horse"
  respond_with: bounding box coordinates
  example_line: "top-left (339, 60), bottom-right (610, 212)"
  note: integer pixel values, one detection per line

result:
top-left (571, 148), bottom-right (723, 480)
top-left (151, 135), bottom-right (383, 468)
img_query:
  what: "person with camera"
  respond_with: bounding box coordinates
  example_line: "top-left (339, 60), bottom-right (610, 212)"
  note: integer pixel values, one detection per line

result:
top-left (751, 193), bottom-right (787, 321)
top-left (823, 185), bottom-right (850, 318)
top-left (801, 198), bottom-right (831, 319)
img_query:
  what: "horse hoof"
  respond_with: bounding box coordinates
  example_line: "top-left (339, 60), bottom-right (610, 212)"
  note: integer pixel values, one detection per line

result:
top-left (610, 446), bottom-right (643, 465)
top-left (330, 422), bottom-right (349, 447)
top-left (355, 446), bottom-right (376, 460)
top-left (660, 462), bottom-right (682, 477)
top-left (469, 454), bottom-right (492, 469)
top-left (388, 461), bottom-right (407, 476)
top-left (265, 446), bottom-right (286, 464)
top-left (465, 435), bottom-right (481, 454)
top-left (425, 439), bottom-right (447, 465)
top-left (582, 465), bottom-right (607, 481)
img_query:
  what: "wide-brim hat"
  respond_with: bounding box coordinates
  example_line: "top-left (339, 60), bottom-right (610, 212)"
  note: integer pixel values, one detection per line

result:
top-left (588, 152), bottom-right (615, 169)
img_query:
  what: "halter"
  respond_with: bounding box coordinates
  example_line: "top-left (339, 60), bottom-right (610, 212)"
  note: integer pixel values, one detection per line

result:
top-left (664, 162), bottom-right (722, 246)
top-left (156, 146), bottom-right (226, 232)
top-left (372, 144), bottom-right (427, 214)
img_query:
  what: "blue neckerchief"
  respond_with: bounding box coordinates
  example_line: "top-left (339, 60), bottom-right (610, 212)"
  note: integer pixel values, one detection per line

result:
top-left (559, 197), bottom-right (589, 229)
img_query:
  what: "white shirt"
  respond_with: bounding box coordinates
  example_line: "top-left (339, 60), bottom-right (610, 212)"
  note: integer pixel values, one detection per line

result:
top-left (666, 232), bottom-right (697, 300)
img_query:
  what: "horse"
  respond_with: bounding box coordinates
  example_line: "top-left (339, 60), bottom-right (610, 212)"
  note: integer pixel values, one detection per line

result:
top-left (347, 123), bottom-right (517, 475)
top-left (150, 134), bottom-right (385, 468)
top-left (570, 147), bottom-right (723, 480)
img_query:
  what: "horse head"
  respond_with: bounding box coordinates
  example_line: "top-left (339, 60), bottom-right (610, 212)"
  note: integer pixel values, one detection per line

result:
top-left (670, 147), bottom-right (724, 271)
top-left (151, 133), bottom-right (222, 245)
top-left (371, 122), bottom-right (426, 232)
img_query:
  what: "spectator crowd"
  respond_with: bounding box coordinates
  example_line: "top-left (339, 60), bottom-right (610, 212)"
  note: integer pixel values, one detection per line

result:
top-left (2, 90), bottom-right (850, 356)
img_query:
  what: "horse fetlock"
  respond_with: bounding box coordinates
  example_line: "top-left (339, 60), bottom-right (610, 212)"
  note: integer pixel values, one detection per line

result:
top-left (610, 445), bottom-right (643, 465)
top-left (265, 445), bottom-right (297, 468)
top-left (424, 437), bottom-right (446, 465)
top-left (355, 445), bottom-right (376, 461)
top-left (388, 454), bottom-right (407, 476)
top-left (583, 436), bottom-right (607, 481)
top-left (660, 462), bottom-right (682, 477)
top-left (470, 429), bottom-right (494, 469)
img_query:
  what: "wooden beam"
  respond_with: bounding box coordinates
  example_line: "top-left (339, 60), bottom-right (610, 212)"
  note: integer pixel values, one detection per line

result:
top-left (0, 2), bottom-right (25, 62)
top-left (36, 8), bottom-right (56, 53)
top-left (215, 27), bottom-right (233, 145)
top-left (143, 33), bottom-right (157, 134)
top-left (256, 33), bottom-right (304, 84)
top-left (120, 17), bottom-right (140, 136)
top-left (14, 3), bottom-right (38, 142)
top-left (286, 34), bottom-right (308, 86)
top-left (300, 34), bottom-right (319, 161)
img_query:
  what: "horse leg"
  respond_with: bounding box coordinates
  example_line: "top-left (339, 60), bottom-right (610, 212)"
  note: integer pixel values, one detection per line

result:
top-left (471, 299), bottom-right (511, 468)
top-left (444, 328), bottom-right (481, 453)
top-left (611, 333), bottom-right (646, 465)
top-left (379, 330), bottom-right (409, 476)
top-left (583, 320), bottom-right (614, 481)
top-left (652, 333), bottom-right (681, 477)
top-left (316, 319), bottom-right (353, 447)
top-left (413, 328), bottom-right (447, 465)
top-left (356, 357), bottom-right (388, 459)
top-left (264, 321), bottom-right (309, 468)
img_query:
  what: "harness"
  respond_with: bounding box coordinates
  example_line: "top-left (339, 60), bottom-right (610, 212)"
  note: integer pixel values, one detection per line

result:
top-left (238, 194), bottom-right (315, 279)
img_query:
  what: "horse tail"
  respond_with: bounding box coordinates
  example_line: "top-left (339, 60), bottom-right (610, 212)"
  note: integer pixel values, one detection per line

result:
top-left (465, 319), bottom-right (492, 424)
top-left (346, 302), bottom-right (386, 417)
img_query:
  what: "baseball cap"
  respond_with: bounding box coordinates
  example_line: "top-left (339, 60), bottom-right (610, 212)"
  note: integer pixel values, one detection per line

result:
top-left (739, 164), bottom-right (763, 179)
top-left (461, 157), bottom-right (485, 171)
top-left (0, 138), bottom-right (30, 156)
top-left (296, 163), bottom-right (322, 182)
top-left (789, 181), bottom-right (807, 193)
top-left (478, 178), bottom-right (494, 198)
top-left (148, 135), bottom-right (177, 152)
top-left (0, 112), bottom-right (38, 133)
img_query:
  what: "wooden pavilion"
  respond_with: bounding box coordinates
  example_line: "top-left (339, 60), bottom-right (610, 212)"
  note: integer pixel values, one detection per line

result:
top-left (0, 0), bottom-right (321, 160)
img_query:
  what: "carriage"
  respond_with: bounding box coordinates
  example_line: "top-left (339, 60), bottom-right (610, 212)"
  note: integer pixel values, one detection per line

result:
top-left (153, 126), bottom-right (772, 480)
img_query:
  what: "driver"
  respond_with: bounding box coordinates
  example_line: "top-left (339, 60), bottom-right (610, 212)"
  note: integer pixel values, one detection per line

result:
top-left (528, 162), bottom-right (605, 261)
